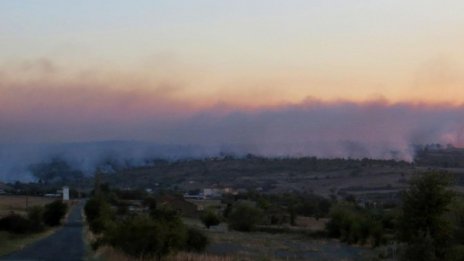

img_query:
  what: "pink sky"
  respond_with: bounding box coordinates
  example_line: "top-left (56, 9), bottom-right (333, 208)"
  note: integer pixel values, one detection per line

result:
top-left (1, 1), bottom-right (464, 154)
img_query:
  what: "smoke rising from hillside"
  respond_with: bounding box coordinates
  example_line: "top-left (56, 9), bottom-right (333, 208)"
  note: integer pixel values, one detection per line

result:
top-left (2, 60), bottom-right (464, 181)
top-left (2, 99), bottom-right (464, 181)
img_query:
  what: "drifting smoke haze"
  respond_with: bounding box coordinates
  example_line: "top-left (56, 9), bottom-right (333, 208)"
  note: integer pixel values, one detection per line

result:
top-left (2, 98), bottom-right (464, 180)
top-left (1, 60), bottom-right (464, 181)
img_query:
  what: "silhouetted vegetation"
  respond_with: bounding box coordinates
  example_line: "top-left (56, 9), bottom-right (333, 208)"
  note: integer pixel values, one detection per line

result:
top-left (200, 209), bottom-right (221, 229)
top-left (241, 192), bottom-right (332, 222)
top-left (27, 206), bottom-right (45, 231)
top-left (184, 228), bottom-right (209, 252)
top-left (0, 214), bottom-right (35, 234)
top-left (397, 172), bottom-right (455, 260)
top-left (101, 214), bottom-right (186, 259)
top-left (227, 202), bottom-right (263, 232)
top-left (85, 185), bottom-right (209, 258)
top-left (43, 200), bottom-right (68, 226)
top-left (0, 200), bottom-right (67, 235)
top-left (84, 196), bottom-right (114, 234)
top-left (326, 203), bottom-right (386, 246)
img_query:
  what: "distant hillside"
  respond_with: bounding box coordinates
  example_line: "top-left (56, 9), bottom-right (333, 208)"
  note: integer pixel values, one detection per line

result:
top-left (100, 156), bottom-right (414, 196)
top-left (414, 145), bottom-right (464, 168)
top-left (0, 182), bottom-right (12, 191)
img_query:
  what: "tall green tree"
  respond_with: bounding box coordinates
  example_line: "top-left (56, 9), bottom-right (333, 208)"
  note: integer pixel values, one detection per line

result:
top-left (397, 172), bottom-right (454, 261)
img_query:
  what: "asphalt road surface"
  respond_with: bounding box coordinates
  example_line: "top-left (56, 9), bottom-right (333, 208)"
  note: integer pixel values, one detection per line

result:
top-left (2, 201), bottom-right (85, 261)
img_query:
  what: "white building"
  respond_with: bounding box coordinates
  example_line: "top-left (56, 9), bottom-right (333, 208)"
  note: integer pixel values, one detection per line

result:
top-left (62, 186), bottom-right (70, 201)
top-left (203, 188), bottom-right (222, 199)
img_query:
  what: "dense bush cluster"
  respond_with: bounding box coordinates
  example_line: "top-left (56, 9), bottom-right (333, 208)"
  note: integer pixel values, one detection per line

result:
top-left (229, 192), bottom-right (331, 226)
top-left (85, 189), bottom-right (209, 258)
top-left (200, 209), bottom-right (221, 229)
top-left (43, 200), bottom-right (68, 226)
top-left (227, 202), bottom-right (263, 232)
top-left (326, 203), bottom-right (387, 246)
top-left (218, 191), bottom-right (332, 232)
top-left (0, 200), bottom-right (67, 234)
top-left (0, 213), bottom-right (37, 234)
top-left (324, 172), bottom-right (464, 261)
top-left (84, 196), bottom-right (114, 234)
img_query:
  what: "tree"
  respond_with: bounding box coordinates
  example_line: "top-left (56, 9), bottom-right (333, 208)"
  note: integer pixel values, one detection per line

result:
top-left (184, 228), bottom-right (209, 252)
top-left (27, 205), bottom-right (45, 231)
top-left (227, 203), bottom-right (263, 231)
top-left (326, 202), bottom-right (385, 246)
top-left (397, 172), bottom-right (454, 260)
top-left (200, 209), bottom-right (220, 229)
top-left (43, 200), bottom-right (68, 226)
top-left (84, 196), bottom-right (114, 234)
top-left (103, 215), bottom-right (172, 258)
top-left (0, 213), bottom-right (33, 234)
top-left (103, 214), bottom-right (189, 259)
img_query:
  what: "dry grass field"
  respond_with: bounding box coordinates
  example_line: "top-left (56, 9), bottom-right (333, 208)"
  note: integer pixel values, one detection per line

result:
top-left (204, 228), bottom-right (373, 260)
top-left (0, 195), bottom-right (55, 217)
top-left (93, 247), bottom-right (250, 261)
top-left (0, 230), bottom-right (56, 256)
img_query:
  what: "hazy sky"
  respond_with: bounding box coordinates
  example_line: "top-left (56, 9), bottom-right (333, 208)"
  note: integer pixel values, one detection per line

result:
top-left (1, 1), bottom-right (464, 146)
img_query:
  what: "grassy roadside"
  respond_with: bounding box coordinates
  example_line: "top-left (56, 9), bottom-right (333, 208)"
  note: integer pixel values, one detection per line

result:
top-left (0, 199), bottom-right (75, 257)
top-left (0, 229), bottom-right (56, 256)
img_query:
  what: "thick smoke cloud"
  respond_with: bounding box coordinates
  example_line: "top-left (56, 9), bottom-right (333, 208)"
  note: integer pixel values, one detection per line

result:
top-left (2, 101), bottom-right (464, 181)
top-left (2, 60), bottom-right (464, 181)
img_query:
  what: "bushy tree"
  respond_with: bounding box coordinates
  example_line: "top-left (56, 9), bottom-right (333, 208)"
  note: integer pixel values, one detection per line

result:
top-left (27, 205), bottom-right (45, 231)
top-left (326, 203), bottom-right (385, 246)
top-left (103, 215), bottom-right (174, 258)
top-left (0, 213), bottom-right (33, 234)
top-left (448, 199), bottom-right (464, 261)
top-left (103, 213), bottom-right (190, 258)
top-left (200, 209), bottom-right (221, 229)
top-left (227, 202), bottom-right (263, 231)
top-left (84, 196), bottom-right (114, 234)
top-left (43, 200), bottom-right (68, 226)
top-left (397, 172), bottom-right (454, 261)
top-left (185, 228), bottom-right (209, 252)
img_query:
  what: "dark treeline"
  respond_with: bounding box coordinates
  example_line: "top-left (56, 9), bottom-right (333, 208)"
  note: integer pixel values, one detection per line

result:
top-left (19, 155), bottom-right (412, 184)
top-left (415, 145), bottom-right (464, 168)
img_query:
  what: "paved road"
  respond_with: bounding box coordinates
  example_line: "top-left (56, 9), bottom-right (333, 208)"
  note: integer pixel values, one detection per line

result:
top-left (2, 201), bottom-right (85, 261)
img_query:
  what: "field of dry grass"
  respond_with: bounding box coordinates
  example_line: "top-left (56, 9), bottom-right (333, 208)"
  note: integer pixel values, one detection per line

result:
top-left (202, 223), bottom-right (374, 260)
top-left (0, 195), bottom-right (55, 217)
top-left (180, 216), bottom-right (370, 260)
top-left (0, 229), bottom-right (56, 256)
top-left (91, 246), bottom-right (256, 261)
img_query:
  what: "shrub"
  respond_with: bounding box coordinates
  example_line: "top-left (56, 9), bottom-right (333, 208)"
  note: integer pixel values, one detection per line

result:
top-left (27, 206), bottom-right (45, 232)
top-left (326, 203), bottom-right (385, 246)
top-left (184, 228), bottom-right (209, 252)
top-left (85, 196), bottom-right (114, 234)
top-left (227, 203), bottom-right (263, 232)
top-left (0, 213), bottom-right (33, 234)
top-left (200, 209), bottom-right (221, 229)
top-left (43, 200), bottom-right (68, 226)
top-left (84, 197), bottom-right (101, 222)
top-left (103, 215), bottom-right (187, 259)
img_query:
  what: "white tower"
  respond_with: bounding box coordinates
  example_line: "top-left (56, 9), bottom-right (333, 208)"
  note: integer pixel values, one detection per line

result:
top-left (63, 186), bottom-right (70, 201)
